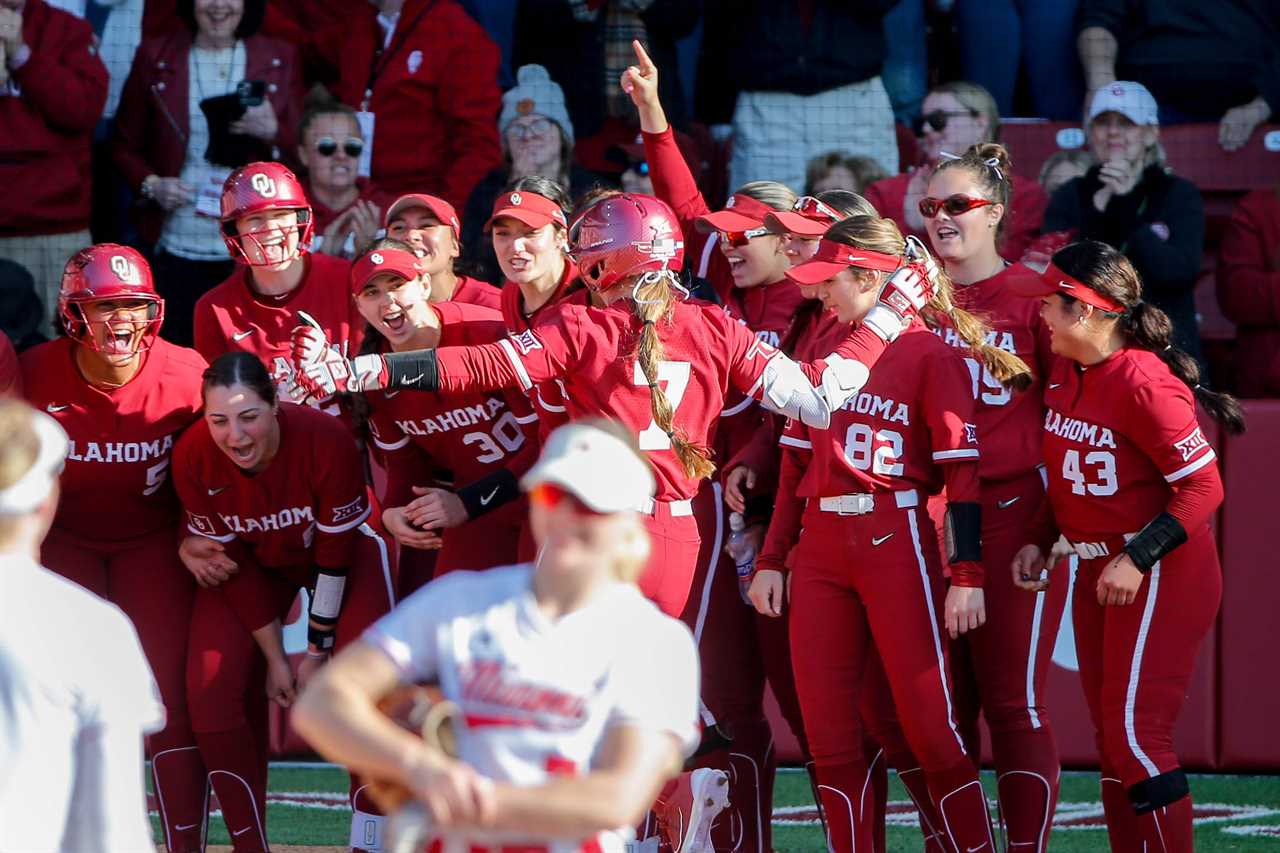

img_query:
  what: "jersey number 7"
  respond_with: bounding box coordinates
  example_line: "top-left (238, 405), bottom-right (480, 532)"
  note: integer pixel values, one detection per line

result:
top-left (633, 360), bottom-right (692, 450)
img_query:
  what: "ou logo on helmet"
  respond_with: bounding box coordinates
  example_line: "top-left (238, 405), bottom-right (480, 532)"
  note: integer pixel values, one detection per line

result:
top-left (109, 255), bottom-right (141, 285)
top-left (251, 173), bottom-right (278, 198)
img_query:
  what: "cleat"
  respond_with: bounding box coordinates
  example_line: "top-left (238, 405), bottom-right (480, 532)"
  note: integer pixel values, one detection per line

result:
top-left (657, 769), bottom-right (730, 853)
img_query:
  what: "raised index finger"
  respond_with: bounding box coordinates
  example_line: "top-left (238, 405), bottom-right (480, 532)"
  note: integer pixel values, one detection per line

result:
top-left (632, 39), bottom-right (656, 73)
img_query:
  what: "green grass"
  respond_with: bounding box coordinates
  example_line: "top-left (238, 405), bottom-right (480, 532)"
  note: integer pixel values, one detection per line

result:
top-left (153, 763), bottom-right (1280, 850)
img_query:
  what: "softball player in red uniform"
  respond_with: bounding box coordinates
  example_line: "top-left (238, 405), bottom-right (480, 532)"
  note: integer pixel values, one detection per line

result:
top-left (752, 215), bottom-right (1032, 853)
top-left (19, 244), bottom-right (209, 853)
top-left (347, 239), bottom-right (538, 590)
top-left (173, 352), bottom-right (397, 852)
top-left (193, 162), bottom-right (362, 418)
top-left (383, 193), bottom-right (502, 310)
top-left (1008, 241), bottom-right (1244, 853)
top-left (923, 142), bottom-right (1070, 851)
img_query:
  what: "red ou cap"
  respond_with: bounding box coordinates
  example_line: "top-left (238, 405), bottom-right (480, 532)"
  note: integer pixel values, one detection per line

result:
top-left (349, 247), bottom-right (425, 294)
top-left (483, 190), bottom-right (568, 232)
top-left (695, 192), bottom-right (777, 233)
top-left (784, 239), bottom-right (903, 286)
top-left (1006, 262), bottom-right (1127, 313)
top-left (384, 193), bottom-right (461, 240)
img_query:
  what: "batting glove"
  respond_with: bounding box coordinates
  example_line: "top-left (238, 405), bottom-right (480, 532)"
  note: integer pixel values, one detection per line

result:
top-left (863, 265), bottom-right (932, 342)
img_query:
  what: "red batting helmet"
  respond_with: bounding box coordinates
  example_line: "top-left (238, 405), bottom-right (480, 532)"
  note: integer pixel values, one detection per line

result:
top-left (59, 244), bottom-right (164, 353)
top-left (220, 161), bottom-right (314, 265)
top-left (569, 193), bottom-right (685, 292)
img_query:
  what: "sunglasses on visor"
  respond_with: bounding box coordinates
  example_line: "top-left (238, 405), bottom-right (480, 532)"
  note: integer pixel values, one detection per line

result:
top-left (793, 195), bottom-right (843, 223)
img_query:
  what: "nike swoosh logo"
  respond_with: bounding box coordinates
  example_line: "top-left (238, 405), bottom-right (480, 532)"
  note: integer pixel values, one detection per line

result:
top-left (384, 390), bottom-right (401, 399)
top-left (1048, 383), bottom-right (1062, 389)
top-left (479, 487), bottom-right (500, 506)
top-left (871, 533), bottom-right (894, 546)
top-left (232, 826), bottom-right (253, 837)
top-left (175, 823), bottom-right (198, 831)
top-left (46, 403), bottom-right (69, 413)
top-left (997, 496), bottom-right (1021, 509)
top-left (207, 486), bottom-right (227, 496)
top-left (400, 373), bottom-right (424, 386)
top-left (232, 330), bottom-right (254, 341)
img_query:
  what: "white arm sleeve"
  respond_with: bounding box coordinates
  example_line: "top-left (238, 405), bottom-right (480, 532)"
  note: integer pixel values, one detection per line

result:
top-left (753, 353), bottom-right (870, 429)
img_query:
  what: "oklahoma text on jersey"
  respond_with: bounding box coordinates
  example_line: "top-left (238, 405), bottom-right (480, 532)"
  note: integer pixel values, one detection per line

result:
top-left (392, 397), bottom-right (508, 437)
top-left (66, 434), bottom-right (176, 464)
top-left (1043, 409), bottom-right (1118, 449)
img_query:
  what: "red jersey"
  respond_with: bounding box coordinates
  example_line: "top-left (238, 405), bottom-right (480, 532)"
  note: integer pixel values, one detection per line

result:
top-left (453, 275), bottom-right (502, 311)
top-left (193, 254), bottom-right (362, 417)
top-left (21, 338), bottom-right (206, 542)
top-left (781, 321), bottom-right (979, 497)
top-left (936, 263), bottom-right (1053, 482)
top-left (366, 302), bottom-right (538, 504)
top-left (0, 333), bottom-right (19, 396)
top-left (1040, 347), bottom-right (1217, 542)
top-left (173, 404), bottom-right (370, 570)
top-left (436, 299), bottom-right (829, 502)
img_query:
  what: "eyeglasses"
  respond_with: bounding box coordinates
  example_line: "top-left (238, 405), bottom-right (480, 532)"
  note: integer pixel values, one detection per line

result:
top-left (913, 109), bottom-right (978, 135)
top-left (529, 482), bottom-right (601, 515)
top-left (794, 195), bottom-right (843, 223)
top-left (719, 226), bottom-right (772, 248)
top-left (918, 194), bottom-right (995, 219)
top-left (506, 118), bottom-right (554, 141)
top-left (315, 137), bottom-right (364, 158)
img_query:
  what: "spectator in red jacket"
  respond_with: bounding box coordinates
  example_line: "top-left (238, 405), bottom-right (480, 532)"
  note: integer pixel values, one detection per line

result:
top-left (863, 81), bottom-right (1048, 264)
top-left (295, 93), bottom-right (387, 259)
top-left (1217, 186), bottom-right (1280, 397)
top-left (303, 0), bottom-right (502, 211)
top-left (0, 0), bottom-right (107, 339)
top-left (112, 0), bottom-right (305, 347)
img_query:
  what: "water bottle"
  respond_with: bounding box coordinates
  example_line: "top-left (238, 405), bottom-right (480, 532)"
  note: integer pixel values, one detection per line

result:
top-left (726, 512), bottom-right (756, 605)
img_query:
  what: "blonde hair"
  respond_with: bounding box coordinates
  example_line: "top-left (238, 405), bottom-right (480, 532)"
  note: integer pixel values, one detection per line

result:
top-left (627, 274), bottom-right (716, 480)
top-left (824, 216), bottom-right (1033, 390)
top-left (931, 81), bottom-right (1001, 142)
top-left (0, 401), bottom-right (42, 541)
top-left (735, 181), bottom-right (798, 212)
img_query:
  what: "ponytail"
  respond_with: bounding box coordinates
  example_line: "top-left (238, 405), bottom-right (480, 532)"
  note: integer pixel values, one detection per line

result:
top-left (631, 272), bottom-right (716, 479)
top-left (1123, 302), bottom-right (1246, 434)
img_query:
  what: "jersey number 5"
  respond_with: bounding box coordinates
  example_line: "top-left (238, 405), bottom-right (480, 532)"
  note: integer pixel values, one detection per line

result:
top-left (634, 360), bottom-right (692, 450)
top-left (1062, 449), bottom-right (1117, 496)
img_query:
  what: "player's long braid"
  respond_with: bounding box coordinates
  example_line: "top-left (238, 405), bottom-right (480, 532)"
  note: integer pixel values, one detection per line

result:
top-left (631, 271), bottom-right (716, 480)
top-left (826, 216), bottom-right (1033, 390)
top-left (1053, 241), bottom-right (1246, 434)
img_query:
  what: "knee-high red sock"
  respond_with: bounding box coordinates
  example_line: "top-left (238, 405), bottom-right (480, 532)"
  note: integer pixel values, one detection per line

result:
top-left (896, 766), bottom-right (948, 853)
top-left (1100, 776), bottom-right (1145, 853)
top-left (711, 716), bottom-right (774, 853)
top-left (863, 742), bottom-right (887, 853)
top-left (197, 728), bottom-right (268, 852)
top-left (1138, 797), bottom-right (1194, 853)
top-left (150, 743), bottom-right (208, 852)
top-left (926, 760), bottom-right (995, 853)
top-left (991, 728), bottom-right (1059, 853)
top-left (812, 759), bottom-right (878, 853)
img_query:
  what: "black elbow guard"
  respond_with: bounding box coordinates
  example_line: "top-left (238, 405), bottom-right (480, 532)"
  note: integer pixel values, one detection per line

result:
top-left (457, 467), bottom-right (521, 520)
top-left (944, 501), bottom-right (982, 563)
top-left (1123, 512), bottom-right (1188, 573)
top-left (382, 349), bottom-right (440, 391)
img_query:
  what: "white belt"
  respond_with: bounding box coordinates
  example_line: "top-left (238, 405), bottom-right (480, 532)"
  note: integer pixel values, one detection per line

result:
top-left (1068, 532), bottom-right (1136, 560)
top-left (818, 489), bottom-right (918, 515)
top-left (634, 497), bottom-right (694, 517)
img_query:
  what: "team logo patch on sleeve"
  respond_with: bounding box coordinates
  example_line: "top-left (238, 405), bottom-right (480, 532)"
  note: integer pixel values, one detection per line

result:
top-left (964, 423), bottom-right (978, 444)
top-left (1173, 427), bottom-right (1209, 461)
top-left (188, 513), bottom-right (217, 536)
top-left (508, 329), bottom-right (543, 355)
top-left (331, 496), bottom-right (368, 525)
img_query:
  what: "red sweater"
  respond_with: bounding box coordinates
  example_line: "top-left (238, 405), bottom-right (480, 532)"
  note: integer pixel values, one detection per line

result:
top-left (1217, 189), bottom-right (1280, 398)
top-left (864, 169), bottom-right (1049, 264)
top-left (303, 0), bottom-right (502, 210)
top-left (0, 0), bottom-right (107, 236)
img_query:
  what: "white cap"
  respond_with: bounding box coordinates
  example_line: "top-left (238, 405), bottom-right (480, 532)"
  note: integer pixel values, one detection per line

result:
top-left (1088, 81), bottom-right (1159, 127)
top-left (0, 410), bottom-right (68, 515)
top-left (521, 421), bottom-right (655, 514)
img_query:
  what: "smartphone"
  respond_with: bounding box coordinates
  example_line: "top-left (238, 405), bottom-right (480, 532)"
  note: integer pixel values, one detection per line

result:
top-left (237, 80), bottom-right (267, 108)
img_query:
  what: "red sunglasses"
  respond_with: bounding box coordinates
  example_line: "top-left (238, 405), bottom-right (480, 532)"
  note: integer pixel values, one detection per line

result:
top-left (918, 194), bottom-right (995, 219)
top-left (794, 196), bottom-right (843, 224)
top-left (719, 226), bottom-right (772, 248)
top-left (528, 482), bottom-right (603, 515)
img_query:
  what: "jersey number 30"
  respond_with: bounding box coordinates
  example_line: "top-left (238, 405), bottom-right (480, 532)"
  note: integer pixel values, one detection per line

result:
top-left (1062, 449), bottom-right (1117, 496)
top-left (634, 361), bottom-right (692, 450)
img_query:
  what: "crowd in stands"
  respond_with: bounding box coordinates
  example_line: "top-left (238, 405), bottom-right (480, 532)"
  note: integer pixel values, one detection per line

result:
top-left (1, 0), bottom-right (1277, 394)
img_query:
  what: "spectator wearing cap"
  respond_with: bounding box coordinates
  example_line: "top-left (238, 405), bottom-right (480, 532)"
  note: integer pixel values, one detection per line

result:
top-left (1043, 80), bottom-right (1206, 367)
top-left (461, 65), bottom-right (596, 284)
top-left (1078, 0), bottom-right (1279, 151)
top-left (696, 0), bottom-right (899, 194)
top-left (301, 0), bottom-right (501, 210)
top-left (0, 0), bottom-right (107, 339)
top-left (864, 81), bottom-right (1048, 263)
top-left (804, 151), bottom-right (888, 196)
top-left (296, 95), bottom-right (389, 259)
top-left (111, 0), bottom-right (304, 307)
top-left (384, 192), bottom-right (501, 310)
top-left (1216, 185), bottom-right (1280, 397)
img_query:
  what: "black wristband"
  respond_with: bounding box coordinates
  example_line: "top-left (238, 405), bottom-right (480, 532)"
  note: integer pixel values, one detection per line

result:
top-left (944, 501), bottom-right (982, 563)
top-left (457, 467), bottom-right (520, 520)
top-left (1122, 511), bottom-right (1188, 573)
top-left (382, 349), bottom-right (440, 391)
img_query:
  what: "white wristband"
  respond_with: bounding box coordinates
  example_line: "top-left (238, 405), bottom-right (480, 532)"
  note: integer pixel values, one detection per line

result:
top-left (863, 304), bottom-right (907, 343)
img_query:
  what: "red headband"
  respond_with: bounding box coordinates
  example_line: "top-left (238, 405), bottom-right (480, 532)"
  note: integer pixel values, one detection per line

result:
top-left (784, 239), bottom-right (904, 286)
top-left (1042, 263), bottom-right (1127, 312)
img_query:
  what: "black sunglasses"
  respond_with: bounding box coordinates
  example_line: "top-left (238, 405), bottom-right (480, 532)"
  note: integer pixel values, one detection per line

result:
top-left (315, 136), bottom-right (364, 158)
top-left (913, 109), bottom-right (979, 135)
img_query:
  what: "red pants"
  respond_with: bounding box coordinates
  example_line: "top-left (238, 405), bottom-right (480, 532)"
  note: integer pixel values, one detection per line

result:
top-left (186, 523), bottom-right (396, 852)
top-left (434, 498), bottom-right (528, 576)
top-left (789, 499), bottom-right (994, 853)
top-left (42, 527), bottom-right (206, 853)
top-left (638, 503), bottom-right (702, 618)
top-left (1073, 527), bottom-right (1220, 853)
top-left (950, 472), bottom-right (1068, 852)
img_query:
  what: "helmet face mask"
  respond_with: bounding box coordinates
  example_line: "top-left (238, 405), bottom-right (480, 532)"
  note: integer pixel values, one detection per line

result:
top-left (219, 162), bottom-right (315, 266)
top-left (569, 193), bottom-right (685, 293)
top-left (226, 208), bottom-right (309, 268)
top-left (59, 244), bottom-right (165, 355)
